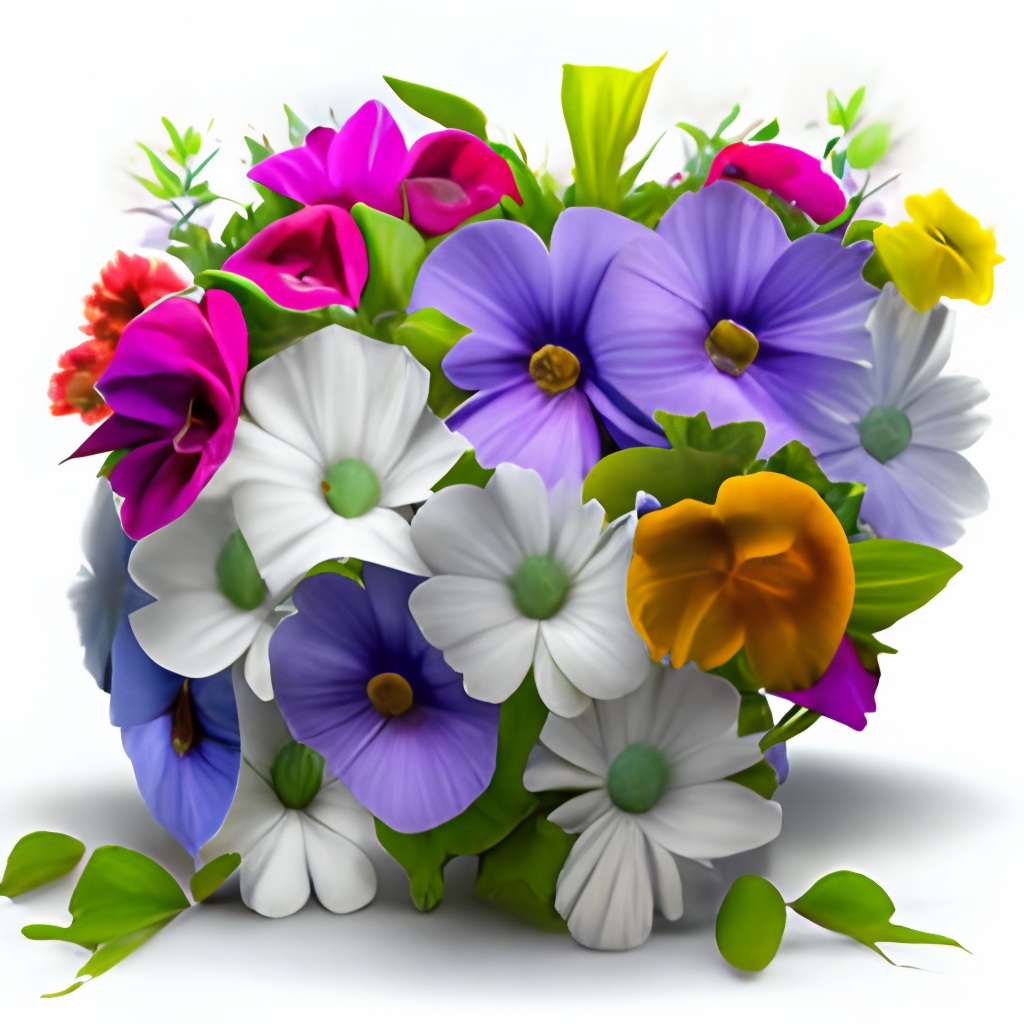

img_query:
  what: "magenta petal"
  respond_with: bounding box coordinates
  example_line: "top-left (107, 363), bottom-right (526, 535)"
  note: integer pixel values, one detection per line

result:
top-left (223, 206), bottom-right (368, 310)
top-left (248, 126), bottom-right (339, 207)
top-left (328, 100), bottom-right (407, 217)
top-left (706, 142), bottom-right (848, 225)
top-left (773, 636), bottom-right (879, 730)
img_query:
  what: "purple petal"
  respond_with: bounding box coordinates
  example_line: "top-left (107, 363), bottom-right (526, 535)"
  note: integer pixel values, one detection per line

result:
top-left (248, 125), bottom-right (339, 207)
top-left (109, 610), bottom-right (184, 726)
top-left (327, 101), bottom-right (407, 217)
top-left (763, 742), bottom-right (789, 785)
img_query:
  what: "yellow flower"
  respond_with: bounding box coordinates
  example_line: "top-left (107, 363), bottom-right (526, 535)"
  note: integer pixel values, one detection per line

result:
top-left (873, 190), bottom-right (1003, 312)
top-left (626, 473), bottom-right (854, 692)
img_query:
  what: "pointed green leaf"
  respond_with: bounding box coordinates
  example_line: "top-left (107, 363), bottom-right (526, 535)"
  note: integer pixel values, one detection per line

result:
top-left (0, 832), bottom-right (85, 898)
top-left (161, 117), bottom-right (188, 166)
top-left (131, 174), bottom-right (172, 201)
top-left (831, 146), bottom-right (847, 178)
top-left (306, 558), bottom-right (364, 585)
top-left (383, 76), bottom-right (488, 139)
top-left (827, 89), bottom-right (846, 127)
top-left (727, 758), bottom-right (778, 799)
top-left (823, 135), bottom-right (841, 158)
top-left (618, 131), bottom-right (665, 198)
top-left (843, 86), bottom-right (867, 133)
top-left (848, 539), bottom-right (961, 637)
top-left (561, 55), bottom-right (664, 210)
top-left (431, 449), bottom-right (494, 491)
top-left (168, 221), bottom-right (229, 275)
top-left (283, 104), bottom-right (310, 147)
top-left (136, 143), bottom-right (183, 195)
top-left (713, 104), bottom-right (741, 138)
top-left (189, 853), bottom-right (240, 902)
top-left (620, 178), bottom-right (693, 228)
top-left (41, 922), bottom-right (168, 997)
top-left (843, 219), bottom-right (893, 288)
top-left (392, 307), bottom-right (472, 417)
top-left (716, 875), bottom-right (787, 971)
top-left (656, 410), bottom-right (765, 463)
top-left (489, 142), bottom-right (562, 244)
top-left (245, 136), bottom-right (273, 166)
top-left (97, 449), bottom-right (130, 479)
top-left (846, 123), bottom-right (889, 170)
top-left (759, 705), bottom-right (820, 751)
top-left (376, 672), bottom-right (547, 911)
top-left (789, 870), bottom-right (966, 964)
top-left (749, 118), bottom-right (780, 142)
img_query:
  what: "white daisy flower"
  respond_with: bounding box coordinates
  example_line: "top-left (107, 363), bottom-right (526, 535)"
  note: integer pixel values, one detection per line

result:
top-left (230, 325), bottom-right (469, 594)
top-left (524, 663), bottom-right (782, 950)
top-left (816, 283), bottom-right (989, 548)
top-left (201, 672), bottom-right (377, 919)
top-left (408, 463), bottom-right (650, 718)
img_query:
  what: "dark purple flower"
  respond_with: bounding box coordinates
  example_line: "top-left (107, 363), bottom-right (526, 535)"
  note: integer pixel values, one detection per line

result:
top-left (587, 181), bottom-right (878, 455)
top-left (67, 293), bottom-right (248, 540)
top-left (408, 208), bottom-right (663, 487)
top-left (109, 618), bottom-right (240, 856)
top-left (269, 565), bottom-right (501, 833)
top-left (222, 205), bottom-right (368, 311)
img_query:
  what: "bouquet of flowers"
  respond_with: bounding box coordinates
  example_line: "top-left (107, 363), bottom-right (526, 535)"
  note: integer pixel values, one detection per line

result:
top-left (5, 56), bottom-right (1001, 995)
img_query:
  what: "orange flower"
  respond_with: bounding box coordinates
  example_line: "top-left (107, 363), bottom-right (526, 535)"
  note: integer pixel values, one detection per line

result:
top-left (627, 472), bottom-right (854, 691)
top-left (47, 339), bottom-right (115, 424)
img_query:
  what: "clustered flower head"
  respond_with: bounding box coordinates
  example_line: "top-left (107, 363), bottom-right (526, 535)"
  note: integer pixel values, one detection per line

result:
top-left (54, 63), bottom-right (996, 963)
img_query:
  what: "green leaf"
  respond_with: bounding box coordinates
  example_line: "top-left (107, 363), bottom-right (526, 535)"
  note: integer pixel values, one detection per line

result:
top-left (42, 922), bottom-right (166, 997)
top-left (760, 706), bottom-right (820, 751)
top-left (618, 132), bottom-right (665, 198)
top-left (490, 142), bottom-right (562, 244)
top-left (749, 118), bottom-right (780, 141)
top-left (168, 222), bottom-right (229, 275)
top-left (97, 448), bottom-right (130, 480)
top-left (827, 89), bottom-right (845, 127)
top-left (475, 798), bottom-right (576, 932)
top-left (305, 558), bottom-right (364, 585)
top-left (194, 270), bottom-right (358, 366)
top-left (831, 146), bottom-right (847, 179)
top-left (716, 875), bottom-right (787, 971)
top-left (376, 672), bottom-right (548, 911)
top-left (843, 87), bottom-right (866, 132)
top-left (0, 832), bottom-right (85, 898)
top-left (219, 186), bottom-right (302, 256)
top-left (383, 76), bottom-right (488, 140)
top-left (714, 104), bottom-right (741, 138)
top-left (283, 103), bottom-right (310, 147)
top-left (131, 174), bottom-right (173, 200)
top-left (137, 143), bottom-right (183, 196)
top-left (848, 539), bottom-right (961, 637)
top-left (846, 123), bottom-right (889, 170)
top-left (734, 182), bottom-right (816, 240)
top-left (391, 307), bottom-right (472, 417)
top-left (789, 870), bottom-right (967, 964)
top-left (561, 55), bottom-right (665, 211)
top-left (245, 136), bottom-right (273, 166)
top-left (189, 853), bottom-right (240, 902)
top-left (843, 219), bottom-right (893, 288)
top-left (738, 692), bottom-right (774, 737)
top-left (161, 117), bottom-right (188, 166)
top-left (350, 203), bottom-right (426, 337)
top-left (619, 178), bottom-right (692, 228)
top-left (727, 758), bottom-right (778, 799)
top-left (431, 449), bottom-right (494, 491)
top-left (823, 135), bottom-right (841, 158)
top-left (656, 410), bottom-right (765, 461)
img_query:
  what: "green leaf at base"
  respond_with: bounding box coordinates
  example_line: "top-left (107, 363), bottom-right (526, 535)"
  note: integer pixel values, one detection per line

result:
top-left (189, 853), bottom-right (241, 902)
top-left (716, 875), bottom-right (787, 971)
top-left (726, 759), bottom-right (778, 799)
top-left (0, 832), bottom-right (85, 898)
top-left (391, 308), bottom-right (472, 417)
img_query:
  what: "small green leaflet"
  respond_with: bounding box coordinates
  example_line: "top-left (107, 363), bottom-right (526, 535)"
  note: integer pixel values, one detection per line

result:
top-left (384, 76), bottom-right (488, 139)
top-left (749, 118), bottom-right (780, 141)
top-left (97, 448), bottom-right (130, 480)
top-left (168, 221), bottom-right (229, 275)
top-left (0, 832), bottom-right (85, 898)
top-left (846, 123), bottom-right (890, 170)
top-left (759, 706), bottom-right (820, 751)
top-left (726, 759), bottom-right (778, 800)
top-left (245, 135), bottom-right (273, 165)
top-left (218, 185), bottom-right (302, 257)
top-left (842, 219), bottom-right (893, 288)
top-left (391, 307), bottom-right (472, 417)
top-left (827, 89), bottom-right (846, 128)
top-left (716, 875), bottom-right (787, 971)
top-left (490, 142), bottom-right (562, 244)
top-left (305, 557), bottom-right (364, 585)
top-left (189, 853), bottom-right (241, 902)
top-left (619, 178), bottom-right (693, 229)
top-left (283, 104), bottom-right (310, 147)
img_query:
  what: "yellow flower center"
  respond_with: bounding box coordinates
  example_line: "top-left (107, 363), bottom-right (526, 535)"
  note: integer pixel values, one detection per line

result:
top-left (529, 344), bottom-right (580, 394)
top-left (704, 320), bottom-right (759, 377)
top-left (367, 672), bottom-right (414, 717)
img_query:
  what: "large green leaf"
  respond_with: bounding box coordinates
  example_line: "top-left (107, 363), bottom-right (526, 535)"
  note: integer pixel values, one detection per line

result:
top-left (789, 870), bottom-right (966, 964)
top-left (848, 539), bottom-right (961, 638)
top-left (376, 673), bottom-right (548, 911)
top-left (561, 55), bottom-right (664, 211)
top-left (490, 142), bottom-right (563, 244)
top-left (846, 123), bottom-right (890, 169)
top-left (391, 307), bottom-right (472, 417)
top-left (716, 875), bottom-right (787, 971)
top-left (0, 832), bottom-right (85, 898)
top-left (168, 222), bottom-right (229, 275)
top-left (384, 76), bottom-right (488, 139)
top-left (218, 185), bottom-right (302, 256)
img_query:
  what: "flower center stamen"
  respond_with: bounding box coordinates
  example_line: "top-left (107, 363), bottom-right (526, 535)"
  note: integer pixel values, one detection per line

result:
top-left (170, 679), bottom-right (195, 756)
top-left (858, 405), bottom-right (913, 464)
top-left (270, 741), bottom-right (325, 810)
top-left (322, 458), bottom-right (381, 518)
top-left (216, 529), bottom-right (268, 610)
top-left (508, 555), bottom-right (570, 620)
top-left (367, 672), bottom-right (414, 717)
top-left (607, 743), bottom-right (671, 814)
top-left (529, 344), bottom-right (580, 394)
top-left (704, 319), bottom-right (759, 376)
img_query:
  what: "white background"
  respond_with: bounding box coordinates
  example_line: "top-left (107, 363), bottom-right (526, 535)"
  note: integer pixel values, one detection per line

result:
top-left (1, 1), bottom-right (1021, 1020)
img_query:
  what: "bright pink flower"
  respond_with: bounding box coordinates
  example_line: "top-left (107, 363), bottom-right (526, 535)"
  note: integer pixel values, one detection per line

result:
top-left (705, 142), bottom-right (847, 225)
top-left (249, 100), bottom-right (520, 237)
top-left (222, 206), bottom-right (368, 311)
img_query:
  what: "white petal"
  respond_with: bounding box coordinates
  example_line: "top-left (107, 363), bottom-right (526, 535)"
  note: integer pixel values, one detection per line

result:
top-left (200, 758), bottom-right (284, 863)
top-left (487, 463), bottom-right (552, 558)
top-left (378, 407), bottom-right (468, 507)
top-left (239, 811), bottom-right (311, 918)
top-left (300, 814), bottom-right (376, 914)
top-left (636, 781), bottom-right (782, 860)
top-left (556, 811), bottom-right (654, 950)
top-left (905, 374), bottom-right (990, 451)
top-left (306, 778), bottom-right (378, 850)
top-left (231, 669), bottom-right (293, 778)
top-left (523, 744), bottom-right (605, 793)
top-left (648, 840), bottom-right (683, 921)
top-left (537, 702), bottom-right (609, 776)
top-left (533, 633), bottom-right (592, 717)
top-left (590, 663), bottom-right (665, 758)
top-left (547, 789), bottom-right (614, 833)
top-left (549, 488), bottom-right (606, 578)
top-left (243, 608), bottom-right (293, 701)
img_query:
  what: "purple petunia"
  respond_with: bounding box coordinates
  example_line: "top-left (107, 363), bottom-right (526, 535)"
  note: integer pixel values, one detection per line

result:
top-left (586, 181), bottom-right (879, 454)
top-left (269, 565), bottom-right (501, 833)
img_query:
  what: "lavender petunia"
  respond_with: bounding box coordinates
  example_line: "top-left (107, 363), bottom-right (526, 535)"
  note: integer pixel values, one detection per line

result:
top-left (587, 180), bottom-right (879, 455)
top-left (269, 565), bottom-right (501, 833)
top-left (408, 208), bottom-right (662, 487)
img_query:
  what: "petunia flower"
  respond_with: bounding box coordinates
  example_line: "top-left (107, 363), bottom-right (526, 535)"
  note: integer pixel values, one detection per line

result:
top-left (705, 141), bottom-right (847, 224)
top-left (67, 293), bottom-right (248, 540)
top-left (109, 621), bottom-right (240, 857)
top-left (873, 190), bottom-right (1003, 312)
top-left (269, 566), bottom-right (502, 833)
top-left (221, 205), bottom-right (368, 311)
top-left (248, 100), bottom-right (520, 237)
top-left (524, 662), bottom-right (782, 950)
top-left (201, 674), bottom-right (377, 918)
top-left (229, 325), bottom-right (468, 594)
top-left (627, 472), bottom-right (855, 692)
top-left (408, 209), bottom-right (661, 487)
top-left (815, 284), bottom-right (989, 547)
top-left (408, 463), bottom-right (651, 718)
top-left (587, 180), bottom-right (878, 455)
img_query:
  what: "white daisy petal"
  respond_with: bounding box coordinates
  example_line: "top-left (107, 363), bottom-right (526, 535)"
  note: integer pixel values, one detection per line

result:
top-left (593, 663), bottom-right (663, 756)
top-left (523, 744), bottom-right (605, 793)
top-left (906, 374), bottom-right (990, 451)
top-left (548, 485), bottom-right (605, 577)
top-left (488, 463), bottom-right (552, 558)
top-left (239, 811), bottom-right (311, 918)
top-left (536, 703), bottom-right (609, 776)
top-left (648, 839), bottom-right (684, 921)
top-left (300, 815), bottom-right (376, 914)
top-left (243, 608), bottom-right (293, 701)
top-left (547, 789), bottom-right (614, 833)
top-left (306, 778), bottom-right (378, 849)
top-left (534, 633), bottom-right (592, 718)
top-left (378, 407), bottom-right (468, 507)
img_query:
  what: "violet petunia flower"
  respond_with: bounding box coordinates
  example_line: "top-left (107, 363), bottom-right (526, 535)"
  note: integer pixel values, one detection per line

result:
top-left (587, 181), bottom-right (878, 455)
top-left (248, 100), bottom-right (520, 238)
top-left (68, 293), bottom-right (248, 540)
top-left (222, 205), bottom-right (368, 311)
top-left (408, 208), bottom-right (663, 487)
top-left (705, 142), bottom-right (847, 225)
top-left (269, 565), bottom-right (501, 833)
top-left (109, 619), bottom-right (240, 856)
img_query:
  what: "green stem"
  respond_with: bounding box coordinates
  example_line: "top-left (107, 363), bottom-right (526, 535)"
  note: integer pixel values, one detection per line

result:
top-left (759, 706), bottom-right (821, 751)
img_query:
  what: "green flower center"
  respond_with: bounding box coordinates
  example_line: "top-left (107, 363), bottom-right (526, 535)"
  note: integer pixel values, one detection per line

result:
top-left (321, 459), bottom-right (381, 518)
top-left (858, 406), bottom-right (913, 464)
top-left (216, 529), bottom-right (268, 611)
top-left (508, 555), bottom-right (570, 620)
top-left (270, 741), bottom-right (325, 810)
top-left (704, 319), bottom-right (759, 377)
top-left (607, 743), bottom-right (671, 814)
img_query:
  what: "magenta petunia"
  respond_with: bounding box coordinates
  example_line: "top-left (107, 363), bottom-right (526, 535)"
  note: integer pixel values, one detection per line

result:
top-left (68, 293), bottom-right (248, 540)
top-left (249, 100), bottom-right (520, 237)
top-left (222, 205), bottom-right (368, 311)
top-left (705, 142), bottom-right (847, 225)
